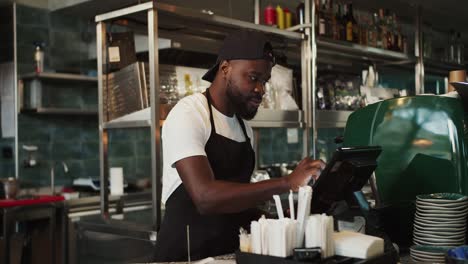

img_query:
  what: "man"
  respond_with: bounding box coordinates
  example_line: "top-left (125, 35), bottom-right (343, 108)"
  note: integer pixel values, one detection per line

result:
top-left (154, 30), bottom-right (325, 261)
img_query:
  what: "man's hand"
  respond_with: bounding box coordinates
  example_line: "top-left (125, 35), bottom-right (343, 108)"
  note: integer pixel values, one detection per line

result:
top-left (285, 158), bottom-right (326, 191)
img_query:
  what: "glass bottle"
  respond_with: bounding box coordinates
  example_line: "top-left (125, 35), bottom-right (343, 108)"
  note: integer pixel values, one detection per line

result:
top-left (318, 0), bottom-right (327, 36)
top-left (345, 3), bottom-right (357, 42)
top-left (359, 14), bottom-right (368, 46)
top-left (456, 32), bottom-right (464, 65)
top-left (378, 9), bottom-right (387, 49)
top-left (448, 29), bottom-right (456, 63)
top-left (368, 13), bottom-right (378, 47)
top-left (331, 2), bottom-right (340, 40)
top-left (276, 5), bottom-right (285, 29)
top-left (392, 14), bottom-right (401, 52)
top-left (340, 4), bottom-right (347, 41)
top-left (326, 0), bottom-right (334, 38)
top-left (385, 10), bottom-right (393, 50)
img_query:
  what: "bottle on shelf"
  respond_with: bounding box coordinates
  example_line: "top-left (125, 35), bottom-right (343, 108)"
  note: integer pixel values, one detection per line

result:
top-left (312, 2), bottom-right (407, 53)
top-left (396, 25), bottom-right (403, 52)
top-left (358, 13), bottom-right (368, 46)
top-left (331, 1), bottom-right (340, 40)
top-left (378, 9), bottom-right (387, 49)
top-left (264, 4), bottom-right (276, 26)
top-left (326, 0), bottom-right (335, 38)
top-left (318, 0), bottom-right (327, 36)
top-left (448, 29), bottom-right (456, 63)
top-left (340, 4), bottom-right (347, 41)
top-left (455, 32), bottom-right (464, 65)
top-left (423, 26), bottom-right (433, 59)
top-left (33, 42), bottom-right (45, 73)
top-left (276, 5), bottom-right (285, 29)
top-left (392, 13), bottom-right (401, 52)
top-left (402, 36), bottom-right (408, 54)
top-left (345, 3), bottom-right (357, 42)
top-left (385, 10), bottom-right (394, 50)
top-left (368, 13), bottom-right (378, 47)
top-left (351, 4), bottom-right (359, 43)
top-left (284, 8), bottom-right (292, 28)
top-left (335, 3), bottom-right (344, 41)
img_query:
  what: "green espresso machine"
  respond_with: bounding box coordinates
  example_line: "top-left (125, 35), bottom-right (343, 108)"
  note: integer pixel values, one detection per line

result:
top-left (343, 95), bottom-right (468, 247)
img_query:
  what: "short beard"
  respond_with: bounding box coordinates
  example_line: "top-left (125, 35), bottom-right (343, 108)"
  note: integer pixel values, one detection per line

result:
top-left (226, 79), bottom-right (260, 120)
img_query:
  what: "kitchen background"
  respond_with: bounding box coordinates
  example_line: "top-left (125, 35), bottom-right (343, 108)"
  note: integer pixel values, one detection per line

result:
top-left (0, 2), bottom-right (344, 190)
top-left (0, 0), bottom-right (462, 190)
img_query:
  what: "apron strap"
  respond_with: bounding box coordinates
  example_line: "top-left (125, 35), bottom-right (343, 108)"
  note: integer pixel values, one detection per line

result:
top-left (205, 88), bottom-right (217, 134)
top-left (236, 115), bottom-right (250, 142)
top-left (206, 88), bottom-right (251, 142)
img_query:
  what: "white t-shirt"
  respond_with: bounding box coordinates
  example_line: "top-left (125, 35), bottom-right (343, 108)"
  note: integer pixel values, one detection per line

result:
top-left (161, 93), bottom-right (254, 204)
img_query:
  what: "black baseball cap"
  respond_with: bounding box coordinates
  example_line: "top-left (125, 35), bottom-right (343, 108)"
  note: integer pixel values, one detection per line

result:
top-left (202, 29), bottom-right (276, 82)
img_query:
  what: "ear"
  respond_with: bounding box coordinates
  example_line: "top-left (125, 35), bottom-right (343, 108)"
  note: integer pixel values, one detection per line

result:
top-left (219, 60), bottom-right (230, 78)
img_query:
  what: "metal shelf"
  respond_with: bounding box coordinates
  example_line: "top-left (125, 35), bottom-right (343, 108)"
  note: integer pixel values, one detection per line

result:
top-left (317, 37), bottom-right (416, 65)
top-left (102, 108), bottom-right (304, 129)
top-left (103, 120), bottom-right (151, 129)
top-left (316, 110), bottom-right (353, 128)
top-left (423, 59), bottom-right (467, 75)
top-left (95, 1), bottom-right (313, 231)
top-left (21, 107), bottom-right (98, 115)
top-left (21, 72), bottom-right (98, 83)
top-left (95, 2), bottom-right (304, 43)
top-left (248, 109), bottom-right (305, 128)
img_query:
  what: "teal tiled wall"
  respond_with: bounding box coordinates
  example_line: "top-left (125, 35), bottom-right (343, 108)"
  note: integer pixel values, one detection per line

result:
top-left (18, 115), bottom-right (99, 187)
top-left (0, 139), bottom-right (15, 179)
top-left (16, 4), bottom-right (94, 75)
top-left (16, 4), bottom-right (100, 188)
top-left (107, 128), bottom-right (152, 183)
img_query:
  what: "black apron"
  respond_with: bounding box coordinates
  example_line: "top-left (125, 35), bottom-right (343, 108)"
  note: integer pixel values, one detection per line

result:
top-left (154, 90), bottom-right (258, 262)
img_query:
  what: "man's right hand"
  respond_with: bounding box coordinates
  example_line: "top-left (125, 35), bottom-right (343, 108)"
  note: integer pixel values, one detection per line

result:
top-left (285, 158), bottom-right (326, 191)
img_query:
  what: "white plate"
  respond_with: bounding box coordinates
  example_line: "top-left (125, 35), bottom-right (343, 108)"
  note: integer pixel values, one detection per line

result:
top-left (416, 207), bottom-right (468, 215)
top-left (413, 230), bottom-right (465, 239)
top-left (410, 250), bottom-right (445, 258)
top-left (410, 253), bottom-right (445, 261)
top-left (414, 217), bottom-right (466, 227)
top-left (413, 238), bottom-right (465, 246)
top-left (416, 201), bottom-right (468, 210)
top-left (410, 253), bottom-right (445, 262)
top-left (414, 215), bottom-right (467, 224)
top-left (413, 224), bottom-right (466, 233)
top-left (417, 198), bottom-right (468, 205)
top-left (410, 245), bottom-right (454, 257)
top-left (411, 255), bottom-right (445, 264)
top-left (415, 212), bottom-right (468, 221)
top-left (413, 226), bottom-right (466, 236)
top-left (416, 193), bottom-right (468, 204)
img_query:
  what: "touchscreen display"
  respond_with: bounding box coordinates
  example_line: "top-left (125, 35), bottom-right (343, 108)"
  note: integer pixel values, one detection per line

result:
top-left (311, 146), bottom-right (382, 214)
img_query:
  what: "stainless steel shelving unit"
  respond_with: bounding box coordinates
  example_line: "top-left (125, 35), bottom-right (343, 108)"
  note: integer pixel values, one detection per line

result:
top-left (21, 107), bottom-right (97, 115)
top-left (19, 72), bottom-right (98, 115)
top-left (95, 0), bottom-right (313, 232)
top-left (316, 110), bottom-right (353, 128)
top-left (21, 72), bottom-right (98, 82)
top-left (93, 0), bottom-right (466, 238)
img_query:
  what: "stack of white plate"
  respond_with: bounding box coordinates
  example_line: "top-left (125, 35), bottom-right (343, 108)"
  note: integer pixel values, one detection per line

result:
top-left (410, 245), bottom-right (452, 263)
top-left (411, 193), bottom-right (468, 262)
